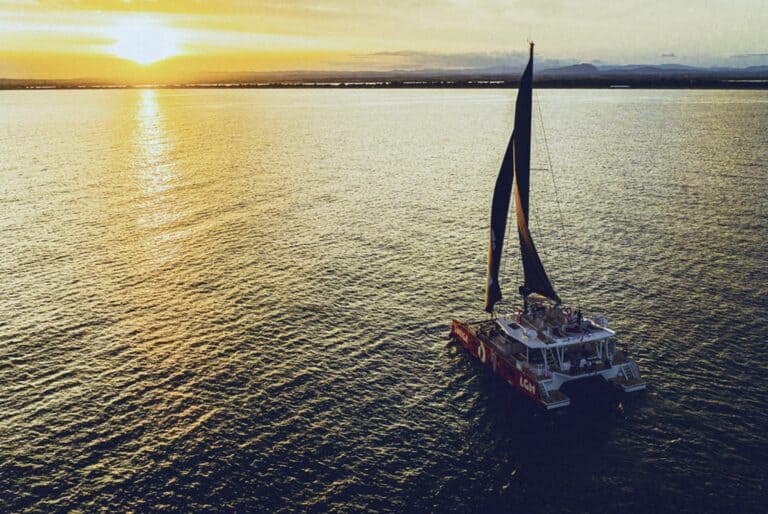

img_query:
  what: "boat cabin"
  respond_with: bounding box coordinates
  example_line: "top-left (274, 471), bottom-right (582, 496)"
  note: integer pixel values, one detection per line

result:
top-left (492, 298), bottom-right (625, 379)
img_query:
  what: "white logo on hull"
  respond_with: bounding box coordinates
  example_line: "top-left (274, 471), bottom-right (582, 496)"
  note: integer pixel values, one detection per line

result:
top-left (477, 343), bottom-right (487, 363)
top-left (519, 376), bottom-right (537, 396)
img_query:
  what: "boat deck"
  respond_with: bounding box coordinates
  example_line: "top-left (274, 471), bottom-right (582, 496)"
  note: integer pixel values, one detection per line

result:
top-left (471, 320), bottom-right (527, 357)
top-left (496, 315), bottom-right (615, 349)
top-left (468, 318), bottom-right (619, 375)
top-left (540, 389), bottom-right (570, 408)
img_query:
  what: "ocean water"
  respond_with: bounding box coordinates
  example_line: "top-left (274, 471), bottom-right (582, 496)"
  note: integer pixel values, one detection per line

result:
top-left (0, 88), bottom-right (766, 513)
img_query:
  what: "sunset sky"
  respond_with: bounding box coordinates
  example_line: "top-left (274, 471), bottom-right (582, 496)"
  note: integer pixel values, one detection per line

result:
top-left (1, 0), bottom-right (767, 81)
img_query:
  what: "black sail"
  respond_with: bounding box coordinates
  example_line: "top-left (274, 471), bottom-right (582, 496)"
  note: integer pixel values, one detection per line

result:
top-left (483, 125), bottom-right (515, 312)
top-left (483, 46), bottom-right (533, 312)
top-left (513, 43), bottom-right (561, 303)
top-left (514, 173), bottom-right (561, 303)
top-left (484, 43), bottom-right (560, 312)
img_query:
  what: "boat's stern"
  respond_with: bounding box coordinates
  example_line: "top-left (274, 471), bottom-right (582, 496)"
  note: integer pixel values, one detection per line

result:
top-left (609, 359), bottom-right (647, 393)
top-left (537, 385), bottom-right (571, 409)
top-left (534, 358), bottom-right (646, 406)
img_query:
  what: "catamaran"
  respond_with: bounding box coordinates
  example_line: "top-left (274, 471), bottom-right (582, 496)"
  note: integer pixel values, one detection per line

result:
top-left (450, 43), bottom-right (646, 410)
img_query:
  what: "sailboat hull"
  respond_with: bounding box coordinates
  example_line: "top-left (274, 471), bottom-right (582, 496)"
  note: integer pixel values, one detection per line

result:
top-left (450, 318), bottom-right (645, 410)
top-left (450, 319), bottom-right (560, 408)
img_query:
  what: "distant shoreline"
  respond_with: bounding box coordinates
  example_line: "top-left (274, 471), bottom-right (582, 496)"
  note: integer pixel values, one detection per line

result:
top-left (3, 79), bottom-right (768, 90)
top-left (6, 61), bottom-right (768, 90)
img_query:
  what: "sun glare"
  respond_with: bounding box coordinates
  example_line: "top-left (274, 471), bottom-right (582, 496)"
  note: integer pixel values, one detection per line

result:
top-left (108, 17), bottom-right (182, 65)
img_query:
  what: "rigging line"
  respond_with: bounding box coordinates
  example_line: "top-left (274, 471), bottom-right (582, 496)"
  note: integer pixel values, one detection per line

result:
top-left (528, 132), bottom-right (549, 260)
top-left (527, 170), bottom-right (554, 289)
top-left (534, 89), bottom-right (577, 304)
top-left (529, 108), bottom-right (553, 284)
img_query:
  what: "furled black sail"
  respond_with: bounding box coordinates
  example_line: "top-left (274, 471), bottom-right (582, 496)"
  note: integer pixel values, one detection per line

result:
top-left (484, 43), bottom-right (560, 313)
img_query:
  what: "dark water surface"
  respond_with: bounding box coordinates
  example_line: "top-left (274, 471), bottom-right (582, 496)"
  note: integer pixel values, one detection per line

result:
top-left (1, 89), bottom-right (767, 512)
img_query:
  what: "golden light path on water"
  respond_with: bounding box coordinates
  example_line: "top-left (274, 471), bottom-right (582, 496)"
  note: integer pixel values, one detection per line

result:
top-left (135, 90), bottom-right (185, 252)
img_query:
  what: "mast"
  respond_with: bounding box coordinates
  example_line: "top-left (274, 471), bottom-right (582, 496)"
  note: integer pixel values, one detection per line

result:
top-left (484, 42), bottom-right (560, 313)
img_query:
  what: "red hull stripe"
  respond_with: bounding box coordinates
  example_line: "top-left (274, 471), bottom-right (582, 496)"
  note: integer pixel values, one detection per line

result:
top-left (450, 320), bottom-right (542, 402)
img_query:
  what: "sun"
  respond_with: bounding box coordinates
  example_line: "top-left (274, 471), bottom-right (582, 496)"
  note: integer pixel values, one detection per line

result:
top-left (108, 17), bottom-right (182, 65)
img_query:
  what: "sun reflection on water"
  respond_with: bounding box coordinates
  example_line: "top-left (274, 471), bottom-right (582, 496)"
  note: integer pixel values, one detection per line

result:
top-left (136, 89), bottom-right (174, 196)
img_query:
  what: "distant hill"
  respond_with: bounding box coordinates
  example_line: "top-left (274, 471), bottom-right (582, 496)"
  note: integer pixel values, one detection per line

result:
top-left (538, 63), bottom-right (600, 77)
top-left (538, 62), bottom-right (768, 80)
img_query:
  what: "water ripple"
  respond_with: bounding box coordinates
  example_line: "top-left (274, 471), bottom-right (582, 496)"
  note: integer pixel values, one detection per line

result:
top-left (0, 89), bottom-right (766, 513)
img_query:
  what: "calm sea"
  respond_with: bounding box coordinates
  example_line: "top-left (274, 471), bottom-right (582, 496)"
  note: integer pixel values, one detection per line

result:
top-left (1, 89), bottom-right (766, 513)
